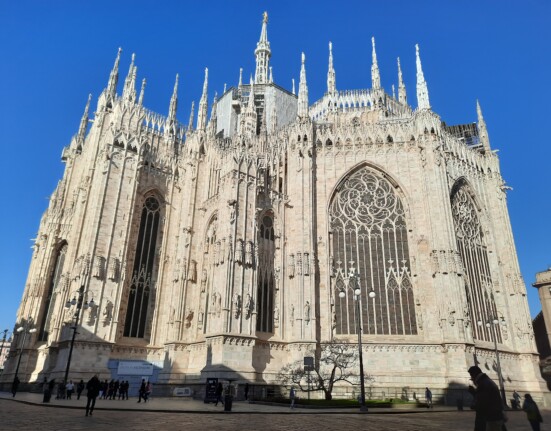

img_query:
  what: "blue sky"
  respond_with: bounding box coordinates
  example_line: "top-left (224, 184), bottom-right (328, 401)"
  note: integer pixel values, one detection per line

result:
top-left (0, 1), bottom-right (549, 335)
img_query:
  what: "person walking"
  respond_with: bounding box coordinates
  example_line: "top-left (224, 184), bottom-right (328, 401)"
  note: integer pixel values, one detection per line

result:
top-left (65, 380), bottom-right (75, 399)
top-left (214, 382), bottom-right (224, 406)
top-left (244, 383), bottom-right (249, 401)
top-left (425, 387), bottom-right (433, 408)
top-left (11, 376), bottom-right (20, 397)
top-left (137, 379), bottom-right (147, 403)
top-left (467, 365), bottom-right (505, 431)
top-left (85, 374), bottom-right (101, 417)
top-left (290, 387), bottom-right (296, 409)
top-left (145, 381), bottom-right (152, 402)
top-left (512, 390), bottom-right (521, 410)
top-left (523, 393), bottom-right (543, 431)
top-left (76, 380), bottom-right (85, 400)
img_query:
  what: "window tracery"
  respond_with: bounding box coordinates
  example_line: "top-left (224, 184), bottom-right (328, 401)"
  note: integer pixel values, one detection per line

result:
top-left (451, 186), bottom-right (501, 342)
top-left (123, 196), bottom-right (161, 338)
top-left (256, 214), bottom-right (275, 332)
top-left (329, 167), bottom-right (417, 336)
top-left (39, 243), bottom-right (67, 341)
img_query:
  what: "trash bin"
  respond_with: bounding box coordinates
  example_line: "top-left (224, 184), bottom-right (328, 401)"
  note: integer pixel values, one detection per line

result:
top-left (456, 399), bottom-right (464, 411)
top-left (224, 395), bottom-right (233, 412)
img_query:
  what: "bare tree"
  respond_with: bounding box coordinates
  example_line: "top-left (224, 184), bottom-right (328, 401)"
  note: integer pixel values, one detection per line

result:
top-left (277, 340), bottom-right (372, 401)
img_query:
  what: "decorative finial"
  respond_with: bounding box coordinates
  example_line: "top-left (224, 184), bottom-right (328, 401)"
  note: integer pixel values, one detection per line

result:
top-left (107, 47), bottom-right (122, 98)
top-left (327, 41), bottom-right (337, 95)
top-left (292, 78), bottom-right (295, 95)
top-left (138, 78), bottom-right (146, 105)
top-left (397, 57), bottom-right (407, 104)
top-left (476, 99), bottom-right (491, 152)
top-left (415, 44), bottom-right (431, 110)
top-left (167, 73), bottom-right (179, 122)
top-left (239, 68), bottom-right (243, 87)
top-left (298, 52), bottom-right (309, 119)
top-left (188, 100), bottom-right (195, 131)
top-left (263, 11), bottom-right (268, 23)
top-left (198, 68), bottom-right (209, 131)
top-left (371, 37), bottom-right (381, 90)
top-left (77, 93), bottom-right (92, 140)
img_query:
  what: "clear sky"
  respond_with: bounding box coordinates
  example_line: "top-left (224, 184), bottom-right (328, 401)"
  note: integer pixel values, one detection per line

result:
top-left (1, 1), bottom-right (550, 336)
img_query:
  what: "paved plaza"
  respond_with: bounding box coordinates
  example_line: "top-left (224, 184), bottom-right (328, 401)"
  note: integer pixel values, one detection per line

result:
top-left (0, 392), bottom-right (545, 430)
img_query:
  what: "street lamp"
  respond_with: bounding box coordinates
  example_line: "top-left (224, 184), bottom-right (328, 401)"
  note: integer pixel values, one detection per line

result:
top-left (339, 263), bottom-right (376, 412)
top-left (63, 285), bottom-right (94, 385)
top-left (13, 323), bottom-right (37, 388)
top-left (477, 317), bottom-right (507, 407)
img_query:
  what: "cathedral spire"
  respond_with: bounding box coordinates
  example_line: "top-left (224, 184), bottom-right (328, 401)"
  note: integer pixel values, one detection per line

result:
top-left (238, 68), bottom-right (243, 87)
top-left (327, 41), bottom-right (337, 95)
top-left (415, 44), bottom-right (431, 110)
top-left (476, 100), bottom-right (491, 152)
top-left (122, 53), bottom-right (137, 103)
top-left (188, 101), bottom-right (195, 131)
top-left (107, 47), bottom-right (122, 99)
top-left (371, 37), bottom-right (381, 90)
top-left (167, 73), bottom-right (179, 125)
top-left (77, 94), bottom-right (92, 141)
top-left (397, 57), bottom-right (407, 105)
top-left (138, 78), bottom-right (146, 106)
top-left (197, 68), bottom-right (209, 131)
top-left (208, 93), bottom-right (218, 137)
top-left (292, 78), bottom-right (295, 95)
top-left (297, 53), bottom-right (309, 119)
top-left (254, 11), bottom-right (271, 84)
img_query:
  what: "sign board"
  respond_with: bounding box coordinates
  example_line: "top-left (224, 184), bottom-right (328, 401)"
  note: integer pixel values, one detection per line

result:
top-left (304, 356), bottom-right (314, 371)
top-left (204, 378), bottom-right (218, 403)
top-left (117, 360), bottom-right (154, 376)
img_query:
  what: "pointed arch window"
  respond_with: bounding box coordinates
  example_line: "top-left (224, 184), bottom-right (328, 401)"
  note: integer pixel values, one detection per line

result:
top-left (256, 214), bottom-right (275, 333)
top-left (124, 196), bottom-right (161, 338)
top-left (451, 186), bottom-right (500, 343)
top-left (39, 243), bottom-right (68, 341)
top-left (330, 167), bottom-right (417, 336)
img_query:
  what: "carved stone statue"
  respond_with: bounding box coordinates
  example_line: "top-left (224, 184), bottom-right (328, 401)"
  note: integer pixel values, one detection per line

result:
top-left (304, 301), bottom-right (310, 324)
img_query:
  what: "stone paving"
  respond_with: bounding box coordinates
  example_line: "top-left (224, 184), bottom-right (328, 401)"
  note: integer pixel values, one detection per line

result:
top-left (0, 391), bottom-right (544, 430)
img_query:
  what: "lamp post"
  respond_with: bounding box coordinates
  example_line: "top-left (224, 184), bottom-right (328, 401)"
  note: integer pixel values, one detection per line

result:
top-left (339, 263), bottom-right (376, 412)
top-left (477, 317), bottom-right (507, 407)
top-left (63, 285), bottom-right (94, 385)
top-left (13, 323), bottom-right (37, 388)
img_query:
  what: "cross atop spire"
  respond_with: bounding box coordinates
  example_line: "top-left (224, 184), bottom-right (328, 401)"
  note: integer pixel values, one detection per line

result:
top-left (371, 37), bottom-right (381, 90)
top-left (297, 53), bottom-right (309, 119)
top-left (327, 41), bottom-right (337, 95)
top-left (254, 11), bottom-right (271, 84)
top-left (415, 44), bottom-right (430, 110)
top-left (397, 57), bottom-right (407, 104)
top-left (107, 47), bottom-right (122, 99)
top-left (476, 100), bottom-right (491, 152)
top-left (197, 68), bottom-right (209, 131)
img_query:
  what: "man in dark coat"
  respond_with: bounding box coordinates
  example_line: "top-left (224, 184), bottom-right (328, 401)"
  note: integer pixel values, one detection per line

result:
top-left (11, 376), bottom-right (20, 397)
top-left (468, 365), bottom-right (505, 431)
top-left (85, 374), bottom-right (101, 416)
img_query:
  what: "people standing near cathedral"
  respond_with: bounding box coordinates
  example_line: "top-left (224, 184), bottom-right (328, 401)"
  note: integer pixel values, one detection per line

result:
top-left (145, 381), bottom-right (152, 402)
top-left (214, 382), bottom-right (224, 406)
top-left (124, 380), bottom-right (130, 400)
top-left (11, 376), bottom-right (20, 397)
top-left (512, 390), bottom-right (521, 409)
top-left (76, 379), bottom-right (85, 400)
top-left (85, 374), bottom-right (101, 417)
top-left (467, 366), bottom-right (505, 431)
top-left (65, 380), bottom-right (75, 399)
top-left (290, 387), bottom-right (296, 409)
top-left (137, 379), bottom-right (147, 403)
top-left (523, 393), bottom-right (543, 431)
top-left (425, 387), bottom-right (432, 408)
top-left (244, 383), bottom-right (249, 401)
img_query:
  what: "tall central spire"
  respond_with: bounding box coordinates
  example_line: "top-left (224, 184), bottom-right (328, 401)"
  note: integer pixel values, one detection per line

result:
top-left (327, 41), bottom-right (337, 95)
top-left (254, 11), bottom-right (271, 84)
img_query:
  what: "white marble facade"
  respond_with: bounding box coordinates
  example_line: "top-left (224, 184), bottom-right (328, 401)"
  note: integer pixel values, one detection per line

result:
top-left (3, 13), bottom-right (546, 398)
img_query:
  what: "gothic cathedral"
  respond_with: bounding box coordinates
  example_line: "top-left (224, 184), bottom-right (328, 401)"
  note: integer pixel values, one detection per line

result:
top-left (4, 13), bottom-right (545, 397)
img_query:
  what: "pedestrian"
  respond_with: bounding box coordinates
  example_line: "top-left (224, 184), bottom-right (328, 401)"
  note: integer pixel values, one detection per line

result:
top-left (11, 376), bottom-right (20, 397)
top-left (66, 380), bottom-right (75, 399)
top-left (522, 393), bottom-right (543, 431)
top-left (124, 380), bottom-right (130, 400)
top-left (85, 374), bottom-right (101, 417)
top-left (214, 382), bottom-right (224, 406)
top-left (56, 381), bottom-right (65, 399)
top-left (244, 383), bottom-right (249, 401)
top-left (76, 380), bottom-right (85, 400)
top-left (42, 377), bottom-right (51, 403)
top-left (467, 365), bottom-right (505, 431)
top-left (512, 390), bottom-right (521, 410)
top-left (137, 379), bottom-right (146, 403)
top-left (425, 387), bottom-right (433, 408)
top-left (145, 381), bottom-right (152, 402)
top-left (290, 387), bottom-right (296, 409)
